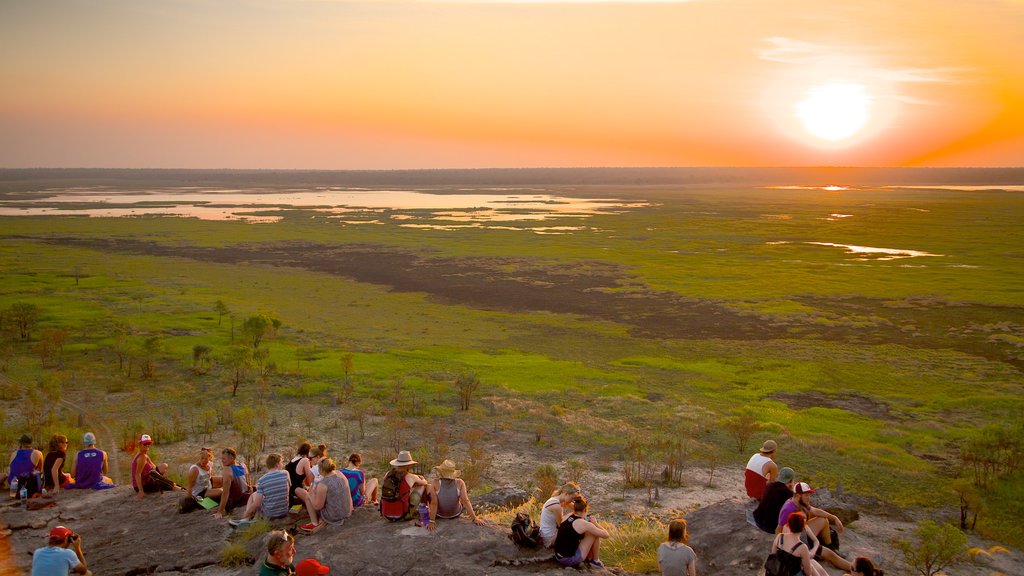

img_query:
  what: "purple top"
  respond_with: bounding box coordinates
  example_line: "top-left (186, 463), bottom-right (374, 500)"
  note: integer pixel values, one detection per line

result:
top-left (778, 500), bottom-right (799, 528)
top-left (71, 448), bottom-right (105, 489)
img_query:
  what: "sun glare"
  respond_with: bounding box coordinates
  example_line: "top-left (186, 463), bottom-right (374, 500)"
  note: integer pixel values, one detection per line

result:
top-left (796, 83), bottom-right (872, 142)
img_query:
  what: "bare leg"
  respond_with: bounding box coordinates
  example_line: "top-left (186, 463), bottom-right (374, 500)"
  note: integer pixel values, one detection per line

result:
top-left (296, 487), bottom-right (320, 524)
top-left (156, 463), bottom-right (170, 476)
top-left (818, 547), bottom-right (851, 571)
top-left (587, 537), bottom-right (602, 561)
top-left (365, 478), bottom-right (379, 504)
top-left (242, 492), bottom-right (263, 520)
top-left (578, 533), bottom-right (599, 561)
top-left (808, 517), bottom-right (830, 544)
top-left (206, 487), bottom-right (223, 500)
top-left (809, 559), bottom-right (829, 576)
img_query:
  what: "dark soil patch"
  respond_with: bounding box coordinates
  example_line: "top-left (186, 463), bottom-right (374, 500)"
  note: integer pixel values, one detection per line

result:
top-left (771, 390), bottom-right (894, 420)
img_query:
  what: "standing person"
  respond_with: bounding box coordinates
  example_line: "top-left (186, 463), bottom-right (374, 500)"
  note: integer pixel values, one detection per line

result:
top-left (771, 512), bottom-right (828, 576)
top-left (297, 457), bottom-right (352, 533)
top-left (341, 453), bottom-right (378, 507)
top-left (284, 443), bottom-right (314, 506)
top-left (777, 483), bottom-right (851, 572)
top-left (213, 447), bottom-right (251, 518)
top-left (553, 497), bottom-right (609, 569)
top-left (539, 483), bottom-right (580, 548)
top-left (753, 467), bottom-right (795, 533)
top-left (231, 453), bottom-right (290, 526)
top-left (845, 557), bottom-right (884, 576)
top-left (42, 434), bottom-right (73, 494)
top-left (8, 433), bottom-right (43, 496)
top-left (31, 525), bottom-right (90, 576)
top-left (657, 518), bottom-right (697, 576)
top-left (258, 531), bottom-right (296, 576)
top-left (430, 460), bottom-right (485, 525)
top-left (67, 433), bottom-right (113, 490)
top-left (131, 434), bottom-right (177, 500)
top-left (744, 440), bottom-right (780, 501)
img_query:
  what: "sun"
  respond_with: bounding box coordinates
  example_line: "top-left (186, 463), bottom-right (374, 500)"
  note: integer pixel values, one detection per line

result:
top-left (796, 83), bottom-right (872, 142)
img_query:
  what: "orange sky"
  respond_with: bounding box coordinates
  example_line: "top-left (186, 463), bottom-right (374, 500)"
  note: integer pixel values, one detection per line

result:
top-left (1, 0), bottom-right (1022, 169)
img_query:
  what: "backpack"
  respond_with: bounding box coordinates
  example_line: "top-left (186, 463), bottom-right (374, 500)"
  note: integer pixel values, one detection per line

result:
top-left (14, 472), bottom-right (42, 499)
top-left (379, 470), bottom-right (411, 521)
top-left (510, 512), bottom-right (541, 548)
top-left (764, 535), bottom-right (804, 576)
top-left (825, 526), bottom-right (840, 552)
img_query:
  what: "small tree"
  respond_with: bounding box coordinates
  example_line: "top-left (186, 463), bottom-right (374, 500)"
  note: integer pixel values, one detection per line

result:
top-left (722, 411), bottom-right (762, 453)
top-left (242, 314), bottom-right (272, 350)
top-left (192, 344), bottom-right (212, 375)
top-left (140, 335), bottom-right (163, 379)
top-left (454, 371), bottom-right (480, 411)
top-left (224, 345), bottom-right (253, 397)
top-left (339, 353), bottom-right (354, 377)
top-left (566, 458), bottom-right (589, 484)
top-left (7, 302), bottom-right (41, 341)
top-left (535, 463), bottom-right (559, 498)
top-left (951, 478), bottom-right (983, 530)
top-left (893, 520), bottom-right (969, 576)
top-left (214, 300), bottom-right (229, 325)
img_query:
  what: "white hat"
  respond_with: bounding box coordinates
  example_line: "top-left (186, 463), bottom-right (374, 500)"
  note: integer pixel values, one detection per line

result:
top-left (389, 450), bottom-right (418, 467)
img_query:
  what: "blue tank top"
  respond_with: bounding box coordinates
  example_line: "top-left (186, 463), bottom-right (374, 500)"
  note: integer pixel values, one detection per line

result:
top-left (73, 448), bottom-right (105, 488)
top-left (9, 448), bottom-right (36, 479)
top-left (341, 468), bottom-right (365, 507)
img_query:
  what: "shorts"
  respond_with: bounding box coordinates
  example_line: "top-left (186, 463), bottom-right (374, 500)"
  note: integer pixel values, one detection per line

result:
top-left (555, 549), bottom-right (583, 567)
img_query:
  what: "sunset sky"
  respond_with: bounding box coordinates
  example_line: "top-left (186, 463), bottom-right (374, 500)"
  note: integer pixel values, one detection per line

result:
top-left (2, 0), bottom-right (1022, 169)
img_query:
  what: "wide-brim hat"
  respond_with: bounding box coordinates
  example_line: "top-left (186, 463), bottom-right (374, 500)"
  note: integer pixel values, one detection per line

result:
top-left (760, 439), bottom-right (778, 454)
top-left (389, 450), bottom-right (418, 467)
top-left (433, 459), bottom-right (461, 479)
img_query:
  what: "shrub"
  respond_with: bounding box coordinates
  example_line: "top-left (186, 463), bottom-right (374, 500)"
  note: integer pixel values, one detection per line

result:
top-left (219, 543), bottom-right (252, 567)
top-left (893, 520), bottom-right (969, 576)
top-left (602, 516), bottom-right (666, 574)
top-left (534, 463), bottom-right (559, 498)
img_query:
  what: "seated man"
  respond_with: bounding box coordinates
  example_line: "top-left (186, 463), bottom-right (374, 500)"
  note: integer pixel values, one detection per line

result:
top-left (8, 433), bottom-right (43, 497)
top-left (553, 497), bottom-right (609, 569)
top-left (67, 433), bottom-right (113, 490)
top-left (744, 439), bottom-right (780, 501)
top-left (232, 453), bottom-right (289, 526)
top-left (258, 531), bottom-right (295, 576)
top-left (380, 450), bottom-right (437, 531)
top-left (32, 525), bottom-right (91, 576)
top-left (777, 483), bottom-right (852, 572)
top-left (214, 447), bottom-right (251, 519)
top-left (430, 460), bottom-right (485, 526)
top-left (753, 467), bottom-right (794, 533)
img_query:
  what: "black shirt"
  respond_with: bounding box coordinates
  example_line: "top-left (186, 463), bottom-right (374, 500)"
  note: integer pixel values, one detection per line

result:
top-left (754, 481), bottom-right (793, 533)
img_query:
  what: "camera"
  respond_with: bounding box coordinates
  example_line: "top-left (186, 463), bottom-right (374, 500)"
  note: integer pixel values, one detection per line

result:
top-left (67, 533), bottom-right (79, 543)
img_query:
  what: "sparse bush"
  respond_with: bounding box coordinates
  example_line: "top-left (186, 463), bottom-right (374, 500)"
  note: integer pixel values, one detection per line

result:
top-left (454, 371), bottom-right (480, 411)
top-left (602, 516), bottom-right (666, 574)
top-left (219, 542), bottom-right (253, 567)
top-left (566, 458), bottom-right (589, 484)
top-left (722, 410), bottom-right (763, 454)
top-left (534, 463), bottom-right (559, 498)
top-left (893, 520), bottom-right (969, 576)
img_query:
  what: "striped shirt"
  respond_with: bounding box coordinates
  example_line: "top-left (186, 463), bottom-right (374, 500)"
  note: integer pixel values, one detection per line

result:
top-left (257, 469), bottom-right (291, 520)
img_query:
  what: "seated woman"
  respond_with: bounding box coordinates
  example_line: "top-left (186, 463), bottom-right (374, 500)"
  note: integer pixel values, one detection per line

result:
top-left (308, 444), bottom-right (328, 487)
top-left (539, 482), bottom-right (580, 548)
top-left (772, 512), bottom-right (828, 576)
top-left (429, 460), bottom-right (485, 525)
top-left (657, 518), bottom-right (697, 576)
top-left (340, 453), bottom-right (378, 507)
top-left (284, 442), bottom-right (314, 506)
top-left (42, 434), bottom-right (73, 494)
top-left (297, 458), bottom-right (352, 533)
top-left (845, 557), bottom-right (884, 576)
top-left (213, 447), bottom-right (251, 518)
top-left (553, 497), bottom-right (609, 568)
top-left (132, 434), bottom-right (178, 500)
top-left (67, 432), bottom-right (113, 489)
top-left (180, 447), bottom-right (223, 512)
top-left (231, 453), bottom-right (290, 526)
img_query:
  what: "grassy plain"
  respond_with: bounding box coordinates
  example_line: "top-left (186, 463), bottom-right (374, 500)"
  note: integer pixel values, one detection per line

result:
top-left (1, 183), bottom-right (1022, 547)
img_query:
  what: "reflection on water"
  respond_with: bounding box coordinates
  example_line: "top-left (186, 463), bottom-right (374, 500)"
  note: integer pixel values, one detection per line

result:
top-left (768, 241), bottom-right (944, 260)
top-left (764, 185), bottom-right (849, 191)
top-left (0, 187), bottom-right (646, 228)
top-left (886, 185), bottom-right (1024, 192)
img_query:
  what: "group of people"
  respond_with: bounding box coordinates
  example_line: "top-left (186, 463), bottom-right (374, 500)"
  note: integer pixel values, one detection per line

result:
top-left (746, 439), bottom-right (884, 576)
top-left (6, 432), bottom-right (113, 499)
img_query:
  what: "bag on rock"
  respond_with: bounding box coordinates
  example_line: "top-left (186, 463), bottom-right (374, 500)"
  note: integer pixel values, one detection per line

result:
top-left (510, 512), bottom-right (541, 548)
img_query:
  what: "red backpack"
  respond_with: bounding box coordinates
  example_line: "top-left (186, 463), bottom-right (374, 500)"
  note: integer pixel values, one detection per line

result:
top-left (379, 470), bottom-right (411, 521)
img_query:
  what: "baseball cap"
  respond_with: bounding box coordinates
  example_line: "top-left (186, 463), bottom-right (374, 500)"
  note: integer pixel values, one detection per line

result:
top-left (296, 558), bottom-right (331, 576)
top-left (139, 434), bottom-right (153, 445)
top-left (82, 432), bottom-right (96, 445)
top-left (794, 482), bottom-right (815, 495)
top-left (777, 467), bottom-right (795, 484)
top-left (49, 526), bottom-right (73, 541)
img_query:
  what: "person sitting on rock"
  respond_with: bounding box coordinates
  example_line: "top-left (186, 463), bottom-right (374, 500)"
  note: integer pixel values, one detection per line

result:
top-left (32, 525), bottom-right (90, 576)
top-left (845, 556), bottom-right (884, 576)
top-left (553, 496), bottom-right (609, 569)
top-left (429, 459), bottom-right (485, 525)
top-left (341, 452), bottom-right (378, 507)
top-left (42, 434), bottom-right (73, 494)
top-left (132, 434), bottom-right (178, 500)
top-left (231, 453), bottom-right (289, 526)
top-left (380, 450), bottom-right (436, 531)
top-left (753, 466), bottom-right (795, 533)
top-left (284, 442), bottom-right (314, 506)
top-left (180, 447), bottom-right (222, 512)
top-left (308, 444), bottom-right (328, 487)
top-left (67, 433), bottom-right (113, 490)
top-left (657, 518), bottom-right (696, 576)
top-left (8, 433), bottom-right (43, 497)
top-left (777, 483), bottom-right (851, 572)
top-left (297, 457), bottom-right (352, 533)
top-left (744, 439), bottom-right (779, 501)
top-left (259, 530), bottom-right (296, 576)
top-left (539, 482), bottom-right (580, 548)
top-left (772, 511), bottom-right (828, 576)
top-left (214, 447), bottom-right (251, 518)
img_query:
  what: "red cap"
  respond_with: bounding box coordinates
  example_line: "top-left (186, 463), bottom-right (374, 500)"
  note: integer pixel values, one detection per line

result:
top-left (139, 434), bottom-right (153, 445)
top-left (49, 526), bottom-right (73, 540)
top-left (794, 482), bottom-right (816, 495)
top-left (295, 558), bottom-right (330, 576)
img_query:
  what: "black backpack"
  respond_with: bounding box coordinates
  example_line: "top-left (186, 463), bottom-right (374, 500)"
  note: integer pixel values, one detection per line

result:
top-left (764, 535), bottom-right (804, 576)
top-left (15, 472), bottom-right (42, 499)
top-left (510, 512), bottom-right (541, 548)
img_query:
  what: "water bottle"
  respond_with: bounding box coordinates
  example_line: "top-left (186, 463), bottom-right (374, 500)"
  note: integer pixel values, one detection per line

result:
top-left (9, 477), bottom-right (18, 499)
top-left (19, 485), bottom-right (27, 507)
top-left (418, 502), bottom-right (430, 527)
